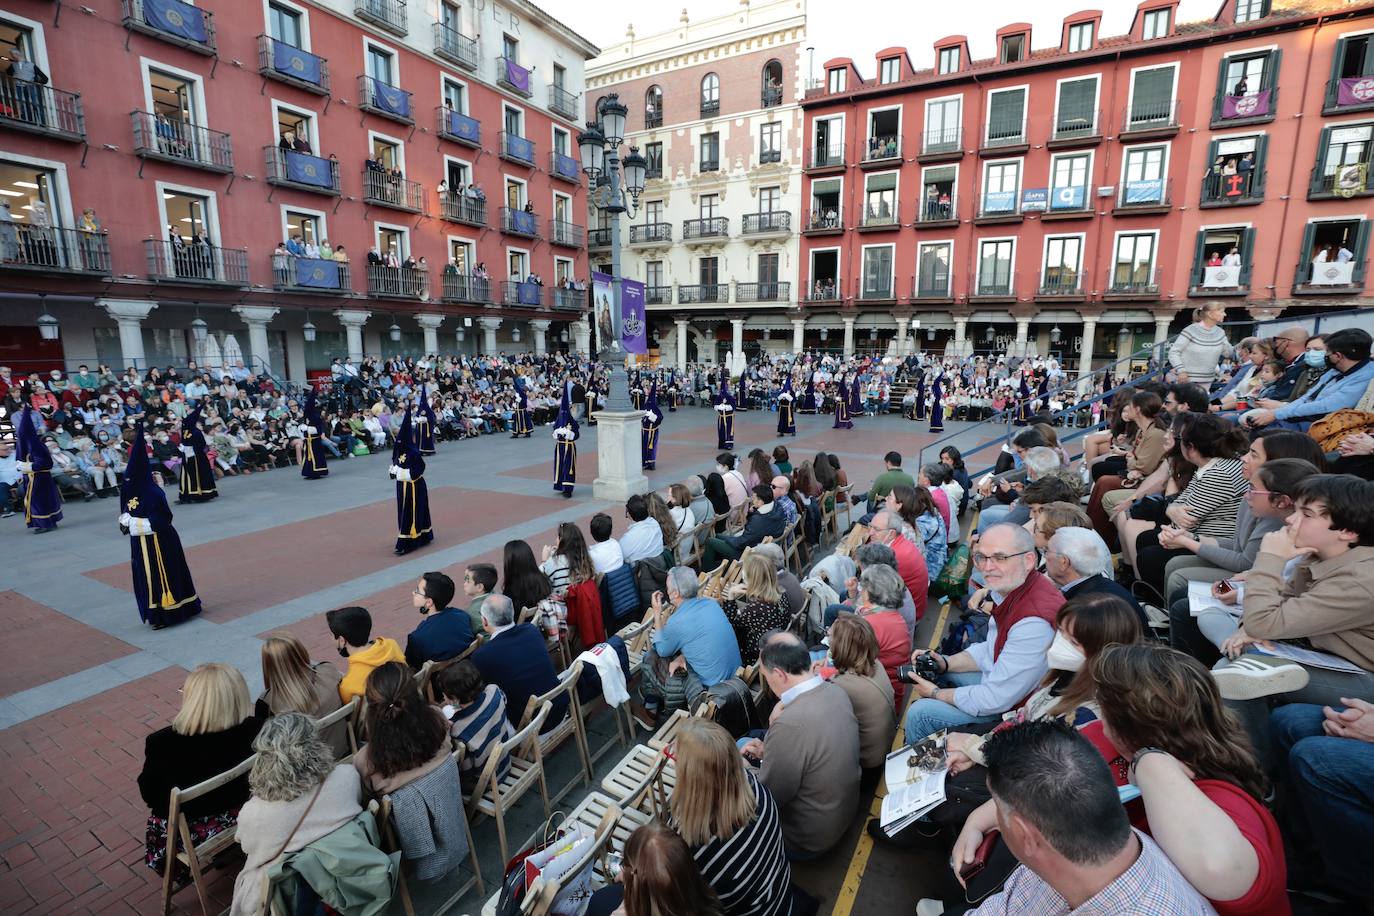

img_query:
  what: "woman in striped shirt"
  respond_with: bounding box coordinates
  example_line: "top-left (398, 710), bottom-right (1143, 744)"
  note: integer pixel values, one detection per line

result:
top-left (427, 659), bottom-right (512, 796)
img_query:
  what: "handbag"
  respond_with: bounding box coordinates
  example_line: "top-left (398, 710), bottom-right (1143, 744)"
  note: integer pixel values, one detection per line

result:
top-left (352, 442), bottom-right (370, 456)
top-left (960, 829), bottom-right (1020, 906)
top-left (495, 814), bottom-right (596, 916)
top-left (1128, 493), bottom-right (1171, 523)
top-left (931, 543), bottom-right (972, 601)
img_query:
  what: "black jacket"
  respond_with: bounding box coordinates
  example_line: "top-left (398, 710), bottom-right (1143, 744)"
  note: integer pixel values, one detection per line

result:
top-left (137, 717), bottom-right (262, 819)
top-left (1061, 574), bottom-right (1146, 629)
top-left (719, 504), bottom-right (787, 552)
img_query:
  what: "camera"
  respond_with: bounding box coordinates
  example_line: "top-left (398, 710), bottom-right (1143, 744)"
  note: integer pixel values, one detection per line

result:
top-left (898, 653), bottom-right (943, 684)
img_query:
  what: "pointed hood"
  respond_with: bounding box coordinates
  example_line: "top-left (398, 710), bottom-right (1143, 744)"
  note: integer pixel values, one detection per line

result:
top-left (780, 374), bottom-right (794, 397)
top-left (185, 401), bottom-right (204, 430)
top-left (420, 384), bottom-right (438, 422)
top-left (737, 373), bottom-right (746, 407)
top-left (515, 376), bottom-right (528, 409)
top-left (805, 372), bottom-right (815, 398)
top-left (717, 372), bottom-right (735, 409)
top-left (120, 421), bottom-right (167, 516)
top-left (1019, 373), bottom-right (1031, 399)
top-left (554, 382), bottom-right (578, 436)
top-left (391, 408), bottom-right (411, 465)
top-left (304, 387), bottom-right (322, 426)
top-left (16, 404), bottom-right (36, 463)
top-left (644, 379), bottom-right (661, 423)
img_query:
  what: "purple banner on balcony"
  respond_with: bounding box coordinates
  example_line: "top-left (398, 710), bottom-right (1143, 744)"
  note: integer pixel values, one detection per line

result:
top-left (553, 152), bottom-right (579, 181)
top-left (621, 279), bottom-right (647, 355)
top-left (510, 209), bottom-right (537, 236)
top-left (1222, 89), bottom-right (1271, 120)
top-left (504, 59), bottom-right (531, 94)
top-left (371, 80), bottom-right (411, 119)
top-left (1337, 77), bottom-right (1374, 107)
top-left (272, 40), bottom-right (323, 85)
top-left (143, 0), bottom-right (208, 43)
top-left (294, 258), bottom-right (341, 289)
top-left (283, 150), bottom-right (334, 189)
top-left (447, 111), bottom-right (479, 142)
top-left (516, 281), bottom-right (542, 306)
top-left (504, 133), bottom-right (535, 163)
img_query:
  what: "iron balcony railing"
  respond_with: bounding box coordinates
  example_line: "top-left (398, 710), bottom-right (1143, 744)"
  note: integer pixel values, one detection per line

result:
top-left (257, 35), bottom-right (329, 94)
top-left (804, 280), bottom-right (841, 302)
top-left (678, 284), bottom-right (726, 303)
top-left (146, 239), bottom-right (248, 285)
top-left (439, 194), bottom-right (486, 227)
top-left (1037, 269), bottom-right (1088, 296)
top-left (860, 202), bottom-right (901, 229)
top-left (437, 106), bottom-right (480, 147)
top-left (698, 158), bottom-right (721, 174)
top-left (857, 280), bottom-right (896, 301)
top-left (549, 220), bottom-right (584, 248)
top-left (265, 147), bottom-right (341, 195)
top-left (0, 78), bottom-right (85, 140)
top-left (549, 84), bottom-right (579, 120)
top-left (645, 112), bottom-right (663, 129)
top-left (1053, 107), bottom-right (1100, 140)
top-left (701, 98), bottom-right (720, 117)
top-left (502, 280), bottom-right (545, 308)
top-left (1117, 176), bottom-right (1173, 209)
top-left (272, 256), bottom-right (351, 293)
top-left (1108, 265), bottom-right (1162, 295)
top-left (1202, 168), bottom-right (1263, 205)
top-left (442, 273), bottom-right (490, 303)
top-left (630, 223), bottom-right (673, 245)
top-left (735, 281), bottom-right (790, 302)
top-left (501, 207), bottom-right (540, 238)
top-left (357, 75), bottom-right (413, 124)
top-left (588, 228), bottom-right (612, 248)
top-left (977, 195), bottom-right (1022, 219)
top-left (497, 56), bottom-right (532, 98)
top-left (921, 126), bottom-right (963, 156)
top-left (1122, 97), bottom-right (1180, 133)
top-left (0, 226), bottom-right (110, 275)
top-left (810, 144), bottom-right (845, 169)
top-left (432, 22), bottom-right (478, 70)
top-left (645, 285), bottom-right (672, 305)
top-left (803, 208), bottom-right (843, 232)
top-left (553, 287), bottom-right (585, 311)
top-left (984, 114), bottom-right (1027, 148)
top-left (913, 270), bottom-right (952, 299)
top-left (367, 263), bottom-right (428, 298)
top-left (864, 136), bottom-right (901, 163)
top-left (762, 87), bottom-right (783, 108)
top-left (759, 147), bottom-right (782, 165)
top-left (500, 131), bottom-right (536, 166)
top-left (122, 0), bottom-right (216, 54)
top-left (355, 0), bottom-right (407, 36)
top-left (742, 212), bottom-right (791, 235)
top-left (683, 217), bottom-right (729, 240)
top-left (363, 168), bottom-right (425, 212)
top-left (973, 271), bottom-right (1017, 298)
top-left (131, 111), bottom-right (233, 173)
top-left (1309, 165), bottom-right (1373, 199)
top-left (1324, 74), bottom-right (1374, 114)
top-left (918, 196), bottom-right (958, 223)
top-left (550, 151), bottom-right (581, 183)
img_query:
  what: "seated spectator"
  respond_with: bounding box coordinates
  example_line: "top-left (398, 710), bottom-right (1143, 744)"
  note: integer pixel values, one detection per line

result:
top-left (471, 594), bottom-right (567, 730)
top-left (770, 475), bottom-right (798, 530)
top-left (635, 566), bottom-right (742, 726)
top-left (738, 631), bottom-right (860, 861)
top-left (352, 662), bottom-right (450, 797)
top-left (1043, 527), bottom-right (1145, 626)
top-left (426, 659), bottom-right (513, 796)
top-left (703, 472), bottom-right (733, 532)
top-left (584, 823), bottom-right (726, 916)
top-left (229, 714), bottom-right (363, 916)
top-left (772, 445), bottom-right (792, 476)
top-left (902, 523), bottom-right (1062, 744)
top-left (620, 494), bottom-right (666, 565)
top-left (687, 476), bottom-right (713, 531)
top-left (138, 664), bottom-right (261, 886)
top-left (501, 539), bottom-right (552, 615)
top-left (1030, 501), bottom-right (1092, 550)
top-left (404, 571), bottom-right (474, 669)
top-left (460, 562), bottom-right (497, 635)
top-left (702, 483), bottom-right (787, 572)
top-left (722, 552), bottom-right (792, 663)
top-left (918, 462), bottom-right (961, 545)
top-left (254, 633), bottom-right (347, 759)
top-left (646, 491), bottom-right (684, 562)
top-left (858, 450), bottom-right (915, 515)
top-left (826, 614), bottom-right (896, 789)
top-left (1242, 328), bottom-right (1374, 431)
top-left (718, 453), bottom-right (750, 509)
top-left (843, 564), bottom-right (913, 708)
top-left (978, 446), bottom-right (1064, 532)
top-left (327, 606), bottom-right (405, 703)
top-left (949, 721), bottom-right (1215, 915)
top-left (1166, 382), bottom-right (1212, 415)
top-left (887, 484), bottom-right (948, 578)
top-left (865, 509), bottom-right (930, 615)
top-left (0, 438), bottom-right (18, 519)
top-left (540, 521), bottom-right (595, 596)
top-left (587, 512), bottom-right (625, 573)
top-left (667, 483), bottom-right (698, 564)
top-left (751, 541), bottom-right (805, 622)
top-left (939, 446), bottom-right (973, 515)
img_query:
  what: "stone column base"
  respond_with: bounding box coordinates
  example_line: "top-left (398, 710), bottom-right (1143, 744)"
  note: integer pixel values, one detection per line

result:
top-left (591, 409), bottom-right (649, 501)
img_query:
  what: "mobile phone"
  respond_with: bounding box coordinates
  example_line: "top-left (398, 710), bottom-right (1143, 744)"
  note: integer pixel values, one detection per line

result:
top-left (1217, 579), bottom-right (1235, 594)
top-left (959, 830), bottom-right (999, 881)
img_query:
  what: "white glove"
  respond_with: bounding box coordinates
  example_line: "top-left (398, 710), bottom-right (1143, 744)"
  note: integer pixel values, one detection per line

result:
top-left (778, 392), bottom-right (793, 402)
top-left (118, 512), bottom-right (132, 528)
top-left (15, 460), bottom-right (33, 473)
top-left (127, 516), bottom-right (153, 536)
top-left (180, 445), bottom-right (196, 456)
top-left (303, 425), bottom-right (317, 435)
top-left (388, 464), bottom-right (399, 478)
top-left (394, 467), bottom-right (412, 481)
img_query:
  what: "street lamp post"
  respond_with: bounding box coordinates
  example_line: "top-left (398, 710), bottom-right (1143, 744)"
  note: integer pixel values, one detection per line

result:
top-left (580, 94), bottom-right (650, 500)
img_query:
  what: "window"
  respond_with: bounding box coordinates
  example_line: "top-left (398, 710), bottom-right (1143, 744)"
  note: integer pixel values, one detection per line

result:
top-left (285, 209), bottom-right (323, 247)
top-left (1055, 76), bottom-right (1098, 138)
top-left (699, 256), bottom-right (718, 286)
top-left (1122, 144), bottom-right (1167, 204)
top-left (699, 132), bottom-right (720, 171)
top-left (163, 189), bottom-right (211, 243)
top-left (507, 248), bottom-right (527, 279)
top-left (866, 108), bottom-right (900, 161)
top-left (645, 142), bottom-right (663, 179)
top-left (504, 177), bottom-right (525, 210)
top-left (982, 159), bottom-right (1021, 213)
top-left (1113, 232), bottom-right (1157, 288)
top-left (0, 157), bottom-right (78, 268)
top-left (1216, 51), bottom-right (1278, 122)
top-left (809, 250), bottom-right (839, 298)
top-left (645, 260), bottom-right (663, 289)
top-left (149, 67), bottom-right (200, 126)
top-left (275, 104), bottom-right (315, 152)
top-left (810, 177), bottom-right (841, 225)
top-left (701, 73), bottom-right (720, 115)
top-left (1128, 65), bottom-right (1176, 128)
top-left (864, 172), bottom-right (897, 225)
top-left (1328, 35), bottom-right (1374, 111)
top-left (700, 194), bottom-right (719, 220)
top-left (762, 60), bottom-right (783, 107)
top-left (552, 64), bottom-right (565, 92)
top-left (553, 126), bottom-right (569, 157)
top-left (449, 238), bottom-right (473, 273)
top-left (553, 193), bottom-right (570, 224)
top-left (977, 239), bottom-right (1014, 294)
top-left (827, 67), bottom-right (846, 94)
top-left (503, 105), bottom-right (523, 137)
top-left (1235, 0), bottom-right (1267, 23)
top-left (440, 2), bottom-right (461, 33)
top-left (760, 122), bottom-right (782, 164)
top-left (813, 116), bottom-right (843, 166)
top-left (759, 186), bottom-right (780, 213)
top-left (1000, 34), bottom-right (1025, 64)
top-left (502, 34), bottom-right (518, 62)
top-left (880, 58), bottom-right (900, 85)
top-left (1204, 135), bottom-right (1266, 202)
top-left (937, 47), bottom-right (960, 75)
top-left (370, 136), bottom-right (400, 172)
top-left (919, 165), bottom-right (956, 221)
top-left (367, 45), bottom-right (394, 85)
top-left (1050, 153), bottom-right (1090, 210)
top-left (442, 77), bottom-right (466, 113)
top-left (986, 87), bottom-right (1027, 145)
top-left (268, 2), bottom-right (303, 47)
top-left (1068, 21), bottom-right (1094, 53)
top-left (861, 245), bottom-right (894, 298)
top-left (1314, 123), bottom-right (1373, 196)
top-left (1193, 226), bottom-right (1252, 288)
top-left (645, 86), bottom-right (662, 127)
top-left (445, 157), bottom-right (469, 190)
top-left (758, 252), bottom-right (779, 286)
top-left (644, 200), bottom-right (663, 225)
top-left (377, 225), bottom-right (407, 261)
top-left (1297, 219), bottom-right (1369, 286)
top-left (925, 97), bottom-right (961, 151)
top-left (917, 242), bottom-right (952, 296)
top-left (1142, 8), bottom-right (1171, 40)
top-left (1043, 236), bottom-right (1083, 291)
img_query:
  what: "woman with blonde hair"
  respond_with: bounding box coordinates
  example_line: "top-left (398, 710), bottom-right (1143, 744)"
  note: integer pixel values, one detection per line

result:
top-left (645, 491), bottom-right (681, 559)
top-left (721, 551), bottom-right (790, 662)
top-left (826, 614), bottom-right (895, 789)
top-left (668, 483), bottom-right (697, 564)
top-left (255, 632), bottom-right (348, 758)
top-left (138, 663), bottom-right (261, 884)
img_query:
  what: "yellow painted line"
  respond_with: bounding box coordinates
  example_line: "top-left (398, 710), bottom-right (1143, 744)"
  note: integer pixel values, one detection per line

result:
top-left (830, 600), bottom-right (953, 916)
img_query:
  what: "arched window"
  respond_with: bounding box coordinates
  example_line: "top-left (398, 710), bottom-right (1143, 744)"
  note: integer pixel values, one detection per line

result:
top-left (700, 73), bottom-right (720, 116)
top-left (645, 85), bottom-right (663, 128)
top-left (761, 60), bottom-right (783, 107)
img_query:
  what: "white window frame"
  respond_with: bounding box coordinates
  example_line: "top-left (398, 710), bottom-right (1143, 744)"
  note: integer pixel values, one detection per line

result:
top-left (0, 10), bottom-right (52, 76)
top-left (920, 163), bottom-right (959, 211)
top-left (551, 123), bottom-right (571, 158)
top-left (937, 46), bottom-right (960, 75)
top-left (984, 84), bottom-right (1030, 144)
top-left (506, 245), bottom-right (530, 279)
top-left (1235, 0), bottom-right (1266, 23)
top-left (1111, 228), bottom-right (1161, 278)
top-left (362, 36), bottom-right (401, 86)
top-left (502, 101), bottom-right (526, 137)
top-left (1118, 141), bottom-right (1172, 203)
top-left (553, 254), bottom-right (574, 284)
top-left (2, 149), bottom-right (75, 230)
top-left (1067, 21), bottom-right (1094, 53)
top-left (827, 68), bottom-right (846, 94)
top-left (1052, 73), bottom-right (1101, 136)
top-left (1049, 150), bottom-right (1094, 206)
top-left (447, 233), bottom-right (477, 268)
top-left (863, 169), bottom-right (900, 221)
top-left (551, 189), bottom-right (572, 223)
top-left (503, 173), bottom-right (528, 209)
top-left (980, 156), bottom-right (1023, 209)
top-left (924, 94), bottom-right (962, 145)
top-left (269, 98), bottom-right (320, 151)
top-left (367, 129), bottom-right (406, 175)
top-left (279, 204), bottom-right (329, 247)
top-left (808, 174), bottom-right (845, 213)
top-left (374, 220), bottom-right (411, 259)
top-left (1126, 62), bottom-right (1180, 126)
top-left (156, 179), bottom-right (221, 246)
top-left (140, 56), bottom-right (209, 125)
top-left (439, 72), bottom-right (468, 114)
top-left (975, 236), bottom-right (1017, 291)
top-left (813, 113), bottom-right (845, 153)
top-left (1040, 232), bottom-right (1086, 285)
top-left (808, 245), bottom-right (842, 290)
top-left (262, 0), bottom-right (312, 51)
top-left (916, 239), bottom-right (955, 295)
top-left (860, 242), bottom-right (896, 295)
top-left (999, 33), bottom-right (1028, 64)
top-left (866, 103), bottom-right (904, 148)
top-left (879, 58), bottom-right (900, 84)
top-left (1142, 7), bottom-right (1171, 40)
top-left (442, 153), bottom-right (473, 187)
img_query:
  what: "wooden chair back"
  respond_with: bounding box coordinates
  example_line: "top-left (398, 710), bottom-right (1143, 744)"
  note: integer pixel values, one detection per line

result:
top-left (313, 696), bottom-right (360, 758)
top-left (520, 661), bottom-right (593, 804)
top-left (161, 754), bottom-right (257, 916)
top-left (521, 804), bottom-right (622, 916)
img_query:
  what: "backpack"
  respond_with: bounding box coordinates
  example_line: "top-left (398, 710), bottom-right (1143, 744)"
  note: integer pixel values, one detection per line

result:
top-left (691, 676), bottom-right (759, 739)
top-left (794, 577), bottom-right (839, 646)
top-left (576, 636), bottom-right (630, 704)
top-left (598, 564), bottom-right (640, 630)
top-left (633, 557), bottom-right (669, 612)
top-left (939, 609), bottom-right (990, 657)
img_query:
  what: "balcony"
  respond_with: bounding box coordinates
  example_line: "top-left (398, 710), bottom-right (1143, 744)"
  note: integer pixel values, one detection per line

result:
top-left (1322, 75), bottom-right (1374, 115)
top-left (1309, 165), bottom-right (1374, 201)
top-left (1106, 266), bottom-right (1162, 299)
top-left (355, 0), bottom-right (407, 37)
top-left (1201, 170), bottom-right (1263, 208)
top-left (553, 287), bottom-right (585, 311)
top-left (804, 280), bottom-right (841, 302)
top-left (1049, 109), bottom-right (1102, 148)
top-left (145, 239), bottom-right (248, 287)
top-left (1189, 264), bottom-right (1249, 297)
top-left (1294, 260), bottom-right (1362, 295)
top-left (917, 198), bottom-right (959, 228)
top-left (806, 145), bottom-right (846, 174)
top-left (735, 281), bottom-right (790, 303)
top-left (441, 272), bottom-right (490, 304)
top-left (131, 111), bottom-right (233, 173)
top-left (497, 57), bottom-right (532, 98)
top-left (439, 194), bottom-right (485, 227)
top-left (550, 151), bottom-right (581, 184)
top-left (549, 84), bottom-right (580, 120)
top-left (122, 0), bottom-right (215, 55)
top-left (912, 273), bottom-right (953, 301)
top-left (645, 285), bottom-right (672, 305)
top-left (501, 207), bottom-right (540, 238)
top-left (682, 217), bottom-right (729, 243)
top-left (762, 87), bottom-right (783, 109)
top-left (367, 264), bottom-right (428, 299)
top-left (363, 169), bottom-right (426, 213)
top-left (742, 212), bottom-right (791, 236)
top-left (861, 136), bottom-right (902, 169)
top-left (1212, 89), bottom-right (1276, 128)
top-left (981, 117), bottom-right (1028, 156)
top-left (1120, 98), bottom-right (1180, 138)
top-left (629, 223), bottom-right (673, 247)
top-left (971, 272), bottom-right (1017, 301)
top-left (678, 284), bottom-right (726, 304)
top-left (257, 36), bottom-right (329, 95)
top-left (1114, 177), bottom-right (1173, 215)
top-left (919, 127), bottom-right (964, 163)
top-left (432, 22), bottom-right (478, 71)
top-left (857, 281), bottom-right (896, 303)
top-left (437, 107), bottom-right (480, 148)
top-left (1036, 270), bottom-right (1088, 301)
top-left (758, 148), bottom-right (782, 166)
top-left (697, 158), bottom-right (721, 175)
top-left (645, 109), bottom-right (663, 130)
top-left (802, 209), bottom-right (843, 235)
top-left (701, 98), bottom-right (720, 118)
top-left (549, 220), bottom-right (584, 248)
top-left (0, 226), bottom-right (110, 276)
top-left (265, 147), bottom-right (341, 196)
top-left (858, 203), bottom-right (901, 232)
top-left (975, 195), bottom-right (1023, 224)
top-left (500, 131), bottom-right (536, 166)
top-left (588, 228), bottom-right (611, 249)
top-left (1040, 185), bottom-right (1094, 221)
top-left (502, 280), bottom-right (545, 308)
top-left (0, 78), bottom-right (86, 141)
top-left (357, 75), bottom-right (413, 125)
top-left (272, 257), bottom-right (352, 294)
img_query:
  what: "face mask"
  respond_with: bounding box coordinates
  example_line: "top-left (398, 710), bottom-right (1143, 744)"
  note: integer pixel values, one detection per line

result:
top-left (716, 464), bottom-right (728, 474)
top-left (1046, 631), bottom-right (1085, 673)
top-left (335, 643), bottom-right (349, 659)
top-left (1305, 349), bottom-right (1328, 369)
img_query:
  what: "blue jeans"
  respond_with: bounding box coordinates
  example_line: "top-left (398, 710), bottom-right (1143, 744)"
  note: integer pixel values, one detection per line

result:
top-left (977, 503), bottom-right (1014, 533)
top-left (823, 603), bottom-right (853, 628)
top-left (1271, 704), bottom-right (1374, 901)
top-left (904, 671), bottom-right (1001, 744)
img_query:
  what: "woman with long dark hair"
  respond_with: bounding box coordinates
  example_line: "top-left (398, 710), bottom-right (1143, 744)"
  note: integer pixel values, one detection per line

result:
top-left (540, 522), bottom-right (596, 596)
top-left (586, 822), bottom-right (725, 916)
top-left (887, 484), bottom-right (947, 574)
top-left (938, 446), bottom-right (972, 515)
top-left (703, 472), bottom-right (731, 533)
top-left (501, 539), bottom-right (552, 615)
top-left (1106, 410), bottom-right (1199, 556)
top-left (352, 661), bottom-right (450, 797)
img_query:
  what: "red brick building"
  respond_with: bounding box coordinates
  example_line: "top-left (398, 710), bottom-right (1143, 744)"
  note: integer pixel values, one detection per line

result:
top-left (799, 0), bottom-right (1374, 371)
top-left (0, 0), bottom-right (599, 379)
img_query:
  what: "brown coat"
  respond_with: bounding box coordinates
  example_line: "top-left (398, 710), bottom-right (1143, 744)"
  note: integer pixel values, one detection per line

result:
top-left (1243, 546), bottom-right (1374, 671)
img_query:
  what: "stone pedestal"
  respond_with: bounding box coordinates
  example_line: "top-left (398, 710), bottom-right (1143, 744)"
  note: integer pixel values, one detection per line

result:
top-left (591, 409), bottom-right (649, 501)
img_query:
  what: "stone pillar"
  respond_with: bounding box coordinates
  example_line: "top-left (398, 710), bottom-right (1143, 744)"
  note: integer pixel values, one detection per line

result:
top-left (530, 319), bottom-right (551, 356)
top-left (333, 309), bottom-right (371, 362)
top-left (232, 306), bottom-right (279, 374)
top-left (1076, 317), bottom-right (1099, 395)
top-left (1153, 314), bottom-right (1172, 346)
top-left (953, 316), bottom-right (969, 358)
top-left (99, 299), bottom-right (156, 371)
top-left (895, 315), bottom-right (909, 356)
top-left (842, 316), bottom-right (856, 356)
top-left (573, 319), bottom-right (591, 356)
top-left (1014, 318), bottom-right (1031, 359)
top-left (414, 314), bottom-right (444, 356)
top-left (479, 317), bottom-right (502, 354)
top-left (675, 318), bottom-right (689, 370)
top-left (791, 318), bottom-right (805, 353)
top-left (730, 318), bottom-right (744, 365)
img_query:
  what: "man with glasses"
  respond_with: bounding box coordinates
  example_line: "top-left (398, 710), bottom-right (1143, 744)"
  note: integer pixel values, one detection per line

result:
top-left (900, 523), bottom-right (1062, 746)
top-left (404, 571), bottom-right (474, 669)
top-left (867, 510), bottom-right (929, 617)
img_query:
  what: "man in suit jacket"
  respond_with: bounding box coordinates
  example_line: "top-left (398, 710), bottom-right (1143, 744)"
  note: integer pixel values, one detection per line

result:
top-left (700, 484), bottom-right (788, 572)
top-left (471, 594), bottom-right (567, 732)
top-left (404, 572), bottom-right (474, 669)
top-left (1045, 527), bottom-right (1146, 627)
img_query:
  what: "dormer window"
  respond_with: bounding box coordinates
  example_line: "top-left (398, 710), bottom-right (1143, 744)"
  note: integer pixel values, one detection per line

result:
top-left (1143, 7), bottom-right (1171, 40)
top-left (880, 58), bottom-right (900, 85)
top-left (1000, 34), bottom-right (1026, 64)
top-left (1068, 21), bottom-right (1094, 52)
top-left (1235, 0), bottom-right (1268, 23)
top-left (827, 67), bottom-right (846, 93)
top-left (938, 46), bottom-right (960, 75)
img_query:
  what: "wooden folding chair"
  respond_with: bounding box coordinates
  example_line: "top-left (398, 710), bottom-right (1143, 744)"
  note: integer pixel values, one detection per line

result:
top-left (313, 696), bottom-right (360, 758)
top-left (818, 493), bottom-right (838, 544)
top-left (468, 701), bottom-right (553, 864)
top-left (520, 662), bottom-right (594, 804)
top-left (521, 802), bottom-right (623, 914)
top-left (378, 746), bottom-right (485, 916)
top-left (646, 700), bottom-right (717, 751)
top-left (450, 633), bottom-right (485, 664)
top-left (601, 743), bottom-right (677, 805)
top-left (782, 515), bottom-right (805, 576)
top-left (835, 483), bottom-right (855, 532)
top-left (161, 755), bottom-right (256, 916)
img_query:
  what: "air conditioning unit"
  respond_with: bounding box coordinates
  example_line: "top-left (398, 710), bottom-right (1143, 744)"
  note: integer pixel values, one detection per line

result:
top-left (1096, 186), bottom-right (1115, 198)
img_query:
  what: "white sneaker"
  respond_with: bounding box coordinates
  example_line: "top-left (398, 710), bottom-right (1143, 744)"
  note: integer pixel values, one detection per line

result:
top-left (916, 900), bottom-right (945, 916)
top-left (1212, 655), bottom-right (1310, 701)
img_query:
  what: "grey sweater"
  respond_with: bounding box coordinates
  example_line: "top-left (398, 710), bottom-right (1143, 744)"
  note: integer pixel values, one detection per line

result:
top-left (1196, 500), bottom-right (1282, 572)
top-left (1168, 322), bottom-right (1230, 386)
